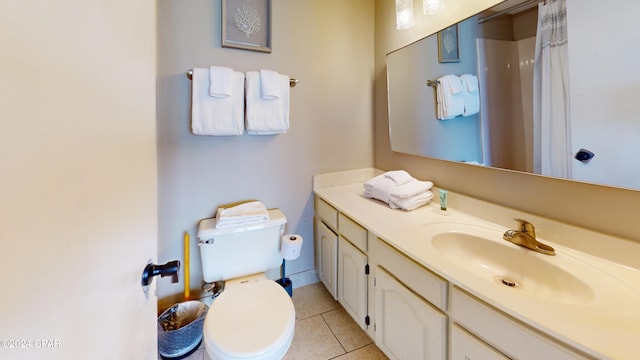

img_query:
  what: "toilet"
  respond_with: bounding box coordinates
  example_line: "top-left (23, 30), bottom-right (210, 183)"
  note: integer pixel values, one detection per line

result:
top-left (197, 209), bottom-right (295, 360)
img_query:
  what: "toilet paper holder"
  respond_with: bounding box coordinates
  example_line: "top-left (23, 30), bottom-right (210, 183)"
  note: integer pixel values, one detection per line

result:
top-left (278, 234), bottom-right (303, 297)
top-left (280, 234), bottom-right (303, 261)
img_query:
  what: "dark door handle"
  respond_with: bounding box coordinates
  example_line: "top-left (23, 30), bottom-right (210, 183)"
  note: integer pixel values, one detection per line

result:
top-left (141, 260), bottom-right (181, 286)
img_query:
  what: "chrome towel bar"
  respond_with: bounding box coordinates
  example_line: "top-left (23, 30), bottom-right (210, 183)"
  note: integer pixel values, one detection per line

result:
top-left (186, 69), bottom-right (299, 87)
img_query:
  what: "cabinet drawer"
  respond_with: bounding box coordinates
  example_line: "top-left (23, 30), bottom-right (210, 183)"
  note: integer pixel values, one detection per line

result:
top-left (451, 325), bottom-right (509, 360)
top-left (316, 197), bottom-right (338, 230)
top-left (451, 287), bottom-right (589, 360)
top-left (338, 213), bottom-right (367, 252)
top-left (376, 238), bottom-right (448, 310)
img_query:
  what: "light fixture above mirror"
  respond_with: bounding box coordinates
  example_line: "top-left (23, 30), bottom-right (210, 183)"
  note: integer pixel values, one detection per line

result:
top-left (423, 0), bottom-right (445, 14)
top-left (395, 0), bottom-right (415, 30)
top-left (396, 0), bottom-right (447, 30)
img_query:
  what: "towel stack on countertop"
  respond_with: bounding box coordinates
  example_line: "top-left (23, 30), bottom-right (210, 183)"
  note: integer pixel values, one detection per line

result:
top-left (215, 201), bottom-right (270, 229)
top-left (363, 170), bottom-right (434, 211)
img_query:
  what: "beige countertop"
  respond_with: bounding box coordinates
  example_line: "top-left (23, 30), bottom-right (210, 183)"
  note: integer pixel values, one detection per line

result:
top-left (314, 169), bottom-right (640, 360)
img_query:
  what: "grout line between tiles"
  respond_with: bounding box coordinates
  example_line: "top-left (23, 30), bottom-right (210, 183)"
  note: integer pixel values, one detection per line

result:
top-left (320, 309), bottom-right (348, 356)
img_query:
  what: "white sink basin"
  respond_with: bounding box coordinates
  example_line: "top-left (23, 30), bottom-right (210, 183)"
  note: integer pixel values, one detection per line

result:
top-left (420, 222), bottom-right (635, 305)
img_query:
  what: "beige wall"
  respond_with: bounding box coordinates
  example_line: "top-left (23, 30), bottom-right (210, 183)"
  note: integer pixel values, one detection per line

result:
top-left (157, 0), bottom-right (374, 299)
top-left (1, 1), bottom-right (158, 358)
top-left (375, 0), bottom-right (640, 244)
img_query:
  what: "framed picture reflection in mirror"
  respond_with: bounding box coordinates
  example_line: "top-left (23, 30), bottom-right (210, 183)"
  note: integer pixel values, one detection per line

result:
top-left (437, 24), bottom-right (459, 63)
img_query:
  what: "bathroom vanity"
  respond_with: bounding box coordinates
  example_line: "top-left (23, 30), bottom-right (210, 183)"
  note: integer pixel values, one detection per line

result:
top-left (313, 169), bottom-right (640, 360)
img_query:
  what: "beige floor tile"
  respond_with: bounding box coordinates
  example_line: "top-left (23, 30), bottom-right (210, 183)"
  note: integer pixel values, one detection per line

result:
top-left (283, 314), bottom-right (346, 360)
top-left (332, 344), bottom-right (390, 360)
top-left (291, 282), bottom-right (339, 320)
top-left (322, 308), bottom-right (372, 352)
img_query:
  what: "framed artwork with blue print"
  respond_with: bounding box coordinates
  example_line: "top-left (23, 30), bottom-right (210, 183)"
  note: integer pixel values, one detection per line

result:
top-left (437, 24), bottom-right (459, 63)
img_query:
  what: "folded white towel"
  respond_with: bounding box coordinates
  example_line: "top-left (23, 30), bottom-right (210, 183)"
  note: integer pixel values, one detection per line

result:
top-left (461, 74), bottom-right (479, 92)
top-left (245, 71), bottom-right (290, 135)
top-left (215, 201), bottom-right (270, 229)
top-left (446, 75), bottom-right (463, 94)
top-left (191, 67), bottom-right (244, 136)
top-left (389, 179), bottom-right (434, 199)
top-left (363, 174), bottom-right (394, 203)
top-left (384, 170), bottom-right (413, 186)
top-left (460, 74), bottom-right (480, 116)
top-left (437, 75), bottom-right (465, 120)
top-left (209, 66), bottom-right (234, 98)
top-left (389, 190), bottom-right (434, 211)
top-left (260, 69), bottom-right (281, 100)
top-left (364, 171), bottom-right (434, 211)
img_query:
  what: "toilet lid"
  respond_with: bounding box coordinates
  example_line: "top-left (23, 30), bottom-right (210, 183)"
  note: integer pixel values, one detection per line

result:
top-left (203, 279), bottom-right (295, 358)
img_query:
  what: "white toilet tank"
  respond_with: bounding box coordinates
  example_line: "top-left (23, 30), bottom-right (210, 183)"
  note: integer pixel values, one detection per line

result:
top-left (197, 209), bottom-right (286, 283)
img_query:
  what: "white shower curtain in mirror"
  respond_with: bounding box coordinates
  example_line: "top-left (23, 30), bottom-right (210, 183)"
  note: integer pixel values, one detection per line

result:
top-left (532, 0), bottom-right (571, 178)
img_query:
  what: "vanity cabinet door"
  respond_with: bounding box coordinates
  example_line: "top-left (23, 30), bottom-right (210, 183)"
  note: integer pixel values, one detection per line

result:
top-left (338, 236), bottom-right (368, 329)
top-left (316, 219), bottom-right (338, 300)
top-left (375, 267), bottom-right (447, 360)
top-left (451, 325), bottom-right (509, 360)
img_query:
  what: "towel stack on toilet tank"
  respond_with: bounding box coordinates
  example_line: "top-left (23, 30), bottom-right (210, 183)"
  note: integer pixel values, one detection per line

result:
top-left (363, 170), bottom-right (434, 211)
top-left (214, 201), bottom-right (270, 229)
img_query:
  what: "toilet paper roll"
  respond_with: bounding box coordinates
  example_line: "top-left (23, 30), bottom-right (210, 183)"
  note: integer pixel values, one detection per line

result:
top-left (280, 234), bottom-right (303, 260)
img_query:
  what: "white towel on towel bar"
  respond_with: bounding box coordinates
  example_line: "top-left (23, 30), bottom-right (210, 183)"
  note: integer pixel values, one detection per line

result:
top-left (191, 67), bottom-right (244, 136)
top-left (436, 74), bottom-right (465, 120)
top-left (245, 70), bottom-right (290, 135)
top-left (460, 74), bottom-right (480, 116)
top-left (461, 73), bottom-right (479, 92)
top-left (209, 66), bottom-right (234, 98)
top-left (260, 69), bottom-right (281, 100)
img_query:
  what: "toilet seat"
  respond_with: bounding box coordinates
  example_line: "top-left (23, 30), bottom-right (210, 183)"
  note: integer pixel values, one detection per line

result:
top-left (203, 279), bottom-right (295, 360)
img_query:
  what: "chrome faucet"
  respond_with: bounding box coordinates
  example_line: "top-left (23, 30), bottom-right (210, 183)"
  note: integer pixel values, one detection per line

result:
top-left (503, 219), bottom-right (555, 255)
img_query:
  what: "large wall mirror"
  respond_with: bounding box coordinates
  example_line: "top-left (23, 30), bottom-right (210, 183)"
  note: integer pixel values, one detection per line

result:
top-left (387, 0), bottom-right (640, 190)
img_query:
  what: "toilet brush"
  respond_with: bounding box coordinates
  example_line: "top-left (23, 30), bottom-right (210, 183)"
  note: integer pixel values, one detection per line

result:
top-left (280, 259), bottom-right (286, 284)
top-left (277, 259), bottom-right (293, 296)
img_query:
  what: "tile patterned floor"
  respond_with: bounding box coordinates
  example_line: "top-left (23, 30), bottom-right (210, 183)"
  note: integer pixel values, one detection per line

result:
top-left (162, 282), bottom-right (388, 360)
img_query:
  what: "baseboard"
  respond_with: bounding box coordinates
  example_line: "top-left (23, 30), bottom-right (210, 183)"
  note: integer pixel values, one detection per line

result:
top-left (288, 269), bottom-right (319, 289)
